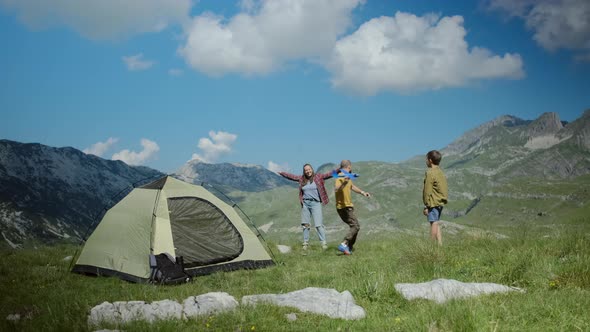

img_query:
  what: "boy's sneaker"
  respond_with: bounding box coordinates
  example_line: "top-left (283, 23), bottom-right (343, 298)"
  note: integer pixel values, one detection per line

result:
top-left (302, 242), bottom-right (309, 251)
top-left (321, 242), bottom-right (328, 250)
top-left (337, 243), bottom-right (351, 255)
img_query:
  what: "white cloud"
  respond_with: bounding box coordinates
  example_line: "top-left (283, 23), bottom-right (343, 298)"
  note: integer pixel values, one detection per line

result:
top-left (190, 131), bottom-right (237, 163)
top-left (168, 68), bottom-right (184, 76)
top-left (327, 12), bottom-right (524, 95)
top-left (488, 0), bottom-right (590, 53)
top-left (112, 138), bottom-right (159, 165)
top-left (178, 2), bottom-right (524, 94)
top-left (122, 53), bottom-right (155, 71)
top-left (267, 161), bottom-right (290, 173)
top-left (0, 0), bottom-right (192, 40)
top-left (83, 137), bottom-right (118, 157)
top-left (178, 0), bottom-right (364, 76)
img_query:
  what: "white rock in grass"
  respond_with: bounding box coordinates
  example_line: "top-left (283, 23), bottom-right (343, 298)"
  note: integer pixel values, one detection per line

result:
top-left (142, 300), bottom-right (183, 323)
top-left (277, 245), bottom-right (291, 254)
top-left (258, 222), bottom-right (273, 233)
top-left (183, 292), bottom-right (239, 319)
top-left (6, 314), bottom-right (20, 321)
top-left (89, 293), bottom-right (239, 326)
top-left (242, 287), bottom-right (365, 320)
top-left (88, 300), bottom-right (182, 325)
top-left (115, 301), bottom-right (146, 323)
top-left (395, 279), bottom-right (523, 304)
top-left (88, 302), bottom-right (120, 326)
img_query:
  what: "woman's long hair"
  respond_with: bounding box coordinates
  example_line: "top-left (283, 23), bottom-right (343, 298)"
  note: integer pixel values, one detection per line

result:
top-left (301, 163), bottom-right (315, 185)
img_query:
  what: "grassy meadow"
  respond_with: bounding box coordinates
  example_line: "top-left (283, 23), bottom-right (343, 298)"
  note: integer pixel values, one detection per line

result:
top-left (1, 221), bottom-right (589, 331)
top-left (232, 167), bottom-right (590, 242)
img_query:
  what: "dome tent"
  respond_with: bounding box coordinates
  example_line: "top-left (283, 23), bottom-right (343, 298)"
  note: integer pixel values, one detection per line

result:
top-left (72, 176), bottom-right (274, 283)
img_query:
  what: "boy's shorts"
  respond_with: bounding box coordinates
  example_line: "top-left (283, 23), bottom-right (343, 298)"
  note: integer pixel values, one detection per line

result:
top-left (427, 206), bottom-right (443, 223)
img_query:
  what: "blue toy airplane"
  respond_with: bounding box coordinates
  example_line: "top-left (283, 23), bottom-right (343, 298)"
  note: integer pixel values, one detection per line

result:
top-left (332, 169), bottom-right (359, 179)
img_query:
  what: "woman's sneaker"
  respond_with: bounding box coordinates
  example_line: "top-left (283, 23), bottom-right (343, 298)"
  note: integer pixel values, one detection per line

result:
top-left (337, 243), bottom-right (351, 255)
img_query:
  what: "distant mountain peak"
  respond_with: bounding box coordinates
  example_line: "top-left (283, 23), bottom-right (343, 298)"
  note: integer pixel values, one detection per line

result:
top-left (492, 114), bottom-right (526, 127)
top-left (563, 109), bottom-right (590, 150)
top-left (174, 160), bottom-right (291, 192)
top-left (186, 158), bottom-right (206, 165)
top-left (443, 114), bottom-right (528, 156)
top-left (0, 140), bottom-right (163, 247)
top-left (438, 110), bottom-right (590, 179)
top-left (526, 112), bottom-right (563, 137)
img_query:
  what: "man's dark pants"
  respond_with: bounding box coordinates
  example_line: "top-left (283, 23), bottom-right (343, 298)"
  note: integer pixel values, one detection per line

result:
top-left (337, 207), bottom-right (360, 250)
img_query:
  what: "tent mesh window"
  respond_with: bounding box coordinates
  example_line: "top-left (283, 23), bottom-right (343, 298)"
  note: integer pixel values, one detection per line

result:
top-left (167, 197), bottom-right (244, 268)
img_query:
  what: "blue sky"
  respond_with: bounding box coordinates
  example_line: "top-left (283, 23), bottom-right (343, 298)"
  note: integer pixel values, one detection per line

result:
top-left (1, 0), bottom-right (589, 174)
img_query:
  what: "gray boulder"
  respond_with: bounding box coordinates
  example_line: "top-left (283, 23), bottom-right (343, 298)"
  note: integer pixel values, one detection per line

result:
top-left (242, 287), bottom-right (365, 320)
top-left (276, 245), bottom-right (292, 254)
top-left (183, 292), bottom-right (239, 319)
top-left (6, 313), bottom-right (21, 322)
top-left (88, 300), bottom-right (161, 325)
top-left (395, 279), bottom-right (523, 304)
top-left (88, 292), bottom-right (238, 326)
top-left (142, 300), bottom-right (183, 323)
top-left (88, 301), bottom-right (124, 326)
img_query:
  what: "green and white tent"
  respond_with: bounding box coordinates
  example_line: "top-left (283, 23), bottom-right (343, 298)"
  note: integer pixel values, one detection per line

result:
top-left (72, 176), bottom-right (274, 283)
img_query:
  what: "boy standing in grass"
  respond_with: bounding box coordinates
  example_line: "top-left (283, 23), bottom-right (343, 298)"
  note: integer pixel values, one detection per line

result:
top-left (335, 160), bottom-right (371, 255)
top-left (422, 150), bottom-right (448, 246)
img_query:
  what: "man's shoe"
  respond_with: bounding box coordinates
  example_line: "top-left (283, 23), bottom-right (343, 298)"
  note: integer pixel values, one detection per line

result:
top-left (321, 242), bottom-right (328, 250)
top-left (302, 242), bottom-right (309, 251)
top-left (337, 243), bottom-right (351, 255)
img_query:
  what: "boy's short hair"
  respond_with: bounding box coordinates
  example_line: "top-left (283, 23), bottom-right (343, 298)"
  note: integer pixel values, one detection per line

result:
top-left (427, 150), bottom-right (442, 165)
top-left (340, 160), bottom-right (351, 168)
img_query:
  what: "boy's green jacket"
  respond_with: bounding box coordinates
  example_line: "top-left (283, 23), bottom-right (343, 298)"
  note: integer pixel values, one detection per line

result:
top-left (423, 167), bottom-right (448, 208)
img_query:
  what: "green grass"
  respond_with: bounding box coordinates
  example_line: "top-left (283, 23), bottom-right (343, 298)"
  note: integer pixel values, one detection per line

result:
top-left (1, 223), bottom-right (590, 331)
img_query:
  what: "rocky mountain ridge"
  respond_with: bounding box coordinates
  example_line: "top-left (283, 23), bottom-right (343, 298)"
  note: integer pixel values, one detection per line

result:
top-left (1, 110), bottom-right (589, 247)
top-left (0, 140), bottom-right (163, 247)
top-left (175, 159), bottom-right (292, 192)
top-left (235, 110), bottom-right (590, 240)
top-left (439, 111), bottom-right (590, 179)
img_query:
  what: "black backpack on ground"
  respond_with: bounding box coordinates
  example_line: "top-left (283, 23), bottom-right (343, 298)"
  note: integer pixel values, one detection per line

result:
top-left (149, 253), bottom-right (192, 285)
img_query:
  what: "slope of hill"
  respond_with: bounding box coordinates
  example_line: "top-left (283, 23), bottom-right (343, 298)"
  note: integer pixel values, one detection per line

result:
top-left (235, 163), bottom-right (590, 244)
top-left (234, 110), bottom-right (590, 241)
top-left (1, 110), bottom-right (589, 247)
top-left (440, 111), bottom-right (590, 180)
top-left (0, 140), bottom-right (163, 248)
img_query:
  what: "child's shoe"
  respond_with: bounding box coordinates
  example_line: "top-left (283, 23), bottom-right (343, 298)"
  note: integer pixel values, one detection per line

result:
top-left (337, 243), bottom-right (351, 255)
